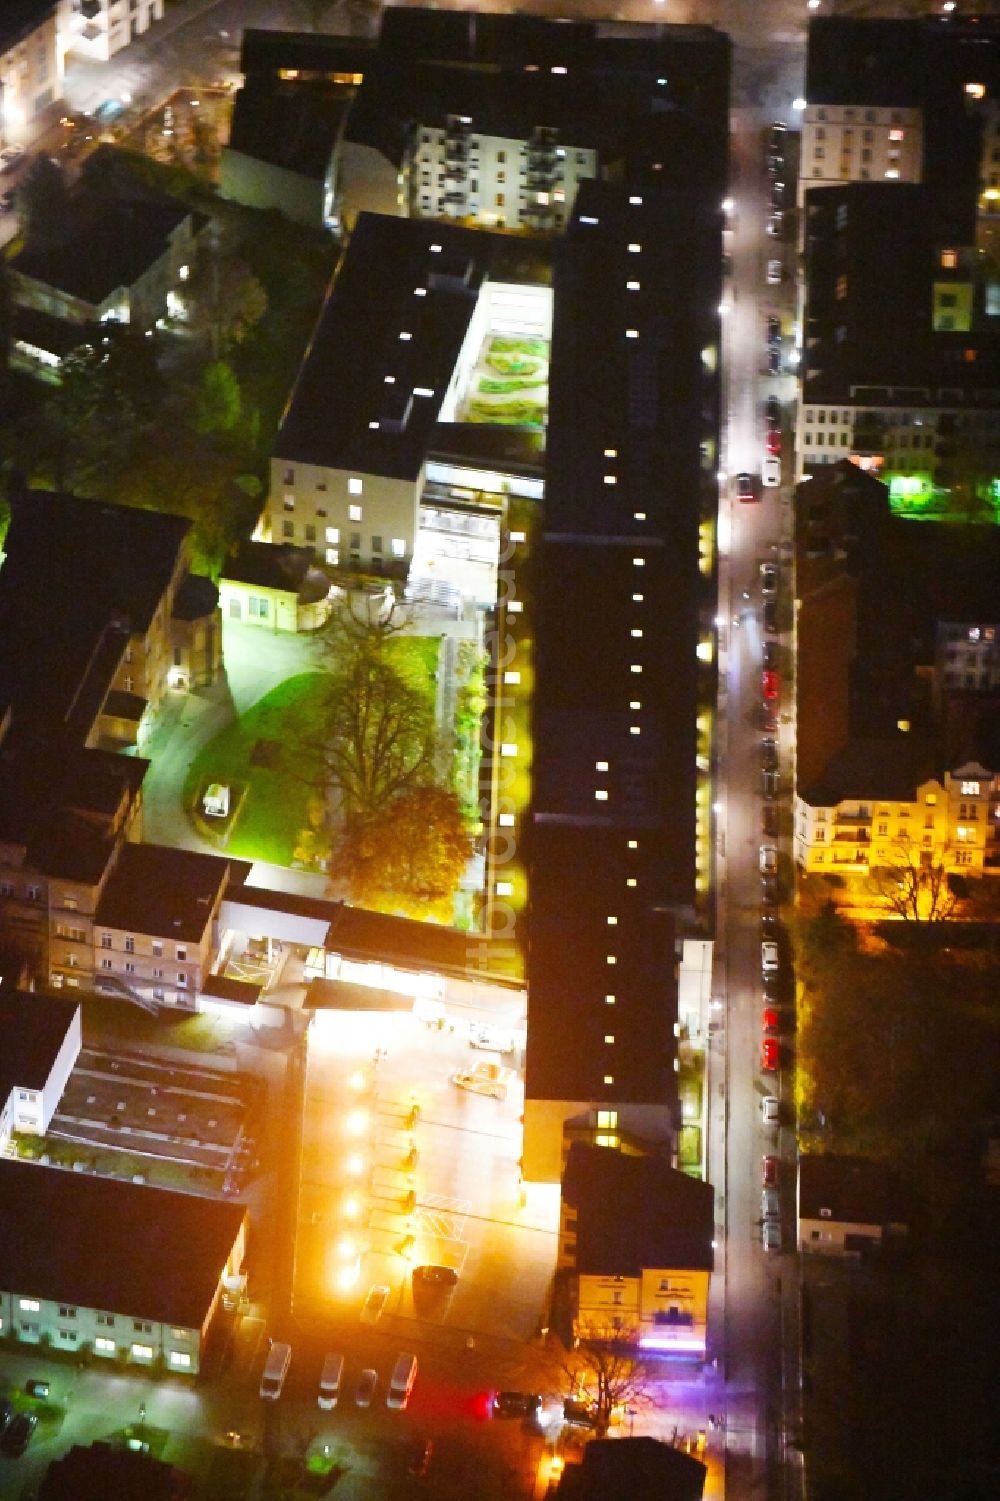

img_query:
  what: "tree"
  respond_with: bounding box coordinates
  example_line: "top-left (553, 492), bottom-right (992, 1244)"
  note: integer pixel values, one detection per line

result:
top-left (333, 784), bottom-right (472, 917)
top-left (543, 1332), bottom-right (659, 1439)
top-left (191, 359), bottom-right (242, 435)
top-left (18, 153), bottom-right (71, 250)
top-left (184, 248), bottom-right (268, 358)
top-left (868, 837), bottom-right (961, 925)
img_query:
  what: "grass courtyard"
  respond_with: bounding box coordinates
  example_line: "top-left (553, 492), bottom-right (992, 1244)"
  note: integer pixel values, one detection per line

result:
top-left (184, 637), bottom-right (442, 870)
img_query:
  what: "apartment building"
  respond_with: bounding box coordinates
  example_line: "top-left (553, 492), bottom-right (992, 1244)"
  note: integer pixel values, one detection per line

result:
top-left (0, 1159), bottom-right (246, 1376)
top-left (58, 0), bottom-right (163, 64)
top-left (0, 991), bottom-right (81, 1150)
top-left (794, 750), bottom-right (999, 876)
top-left (0, 1), bottom-right (60, 144)
top-left (558, 1143), bottom-right (714, 1356)
top-left (799, 103), bottom-right (922, 203)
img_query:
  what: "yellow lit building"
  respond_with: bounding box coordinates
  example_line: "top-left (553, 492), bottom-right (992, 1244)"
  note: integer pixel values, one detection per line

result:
top-left (558, 1143), bottom-right (714, 1358)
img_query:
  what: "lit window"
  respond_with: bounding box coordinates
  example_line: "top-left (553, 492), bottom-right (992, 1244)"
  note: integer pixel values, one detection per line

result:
top-left (430, 243), bottom-right (442, 253)
top-left (627, 243), bottom-right (641, 253)
top-left (627, 839), bottom-right (638, 849)
top-left (349, 504), bottom-right (362, 522)
top-left (627, 280), bottom-right (640, 291)
top-left (504, 670), bottom-right (521, 684)
top-left (630, 664), bottom-right (643, 674)
top-left (169, 1351), bottom-right (191, 1368)
top-left (348, 478), bottom-right (363, 495)
top-left (634, 511), bottom-right (646, 521)
top-left (499, 813), bottom-right (515, 827)
top-left (391, 538), bottom-right (406, 558)
top-left (399, 331), bottom-right (412, 341)
top-left (604, 996), bottom-right (615, 1006)
top-left (965, 82), bottom-right (985, 100)
top-left (510, 530), bottom-right (526, 542)
top-left (596, 760), bottom-right (609, 771)
top-left (597, 1110), bottom-right (618, 1128)
top-left (607, 916), bottom-right (618, 926)
top-left (626, 877), bottom-right (637, 887)
top-left (961, 782), bottom-right (980, 796)
top-left (496, 881), bottom-right (514, 896)
top-left (414, 287), bottom-right (427, 297)
top-left (630, 726), bottom-right (641, 735)
top-left (595, 789), bottom-right (609, 801)
top-left (629, 194), bottom-right (642, 206)
top-left (326, 526), bottom-right (340, 545)
top-left (604, 474), bottom-right (617, 485)
top-left (19, 1299), bottom-right (39, 1312)
top-left (604, 448), bottom-right (618, 458)
top-left (132, 1344), bottom-right (154, 1360)
top-left (888, 128), bottom-right (904, 141)
top-left (631, 628), bottom-right (643, 638)
top-left (500, 743), bottom-right (518, 757)
top-left (603, 1075), bottom-right (614, 1085)
top-left (384, 375), bottom-right (395, 384)
top-left (606, 956), bottom-right (616, 965)
top-left (605, 1034), bottom-right (615, 1044)
top-left (626, 329), bottom-right (639, 340)
top-left (368, 421), bottom-right (379, 430)
top-left (629, 698), bottom-right (641, 707)
top-left (632, 593), bottom-right (644, 602)
top-left (95, 1337), bottom-right (115, 1353)
top-left (413, 386), bottom-right (434, 397)
top-left (508, 600), bottom-right (523, 614)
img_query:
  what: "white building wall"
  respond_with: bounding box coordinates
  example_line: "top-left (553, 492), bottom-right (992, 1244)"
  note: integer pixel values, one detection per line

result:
top-left (58, 0), bottom-right (164, 64)
top-left (268, 458), bottom-right (422, 571)
top-left (410, 125), bottom-right (597, 231)
top-left (798, 104), bottom-right (923, 206)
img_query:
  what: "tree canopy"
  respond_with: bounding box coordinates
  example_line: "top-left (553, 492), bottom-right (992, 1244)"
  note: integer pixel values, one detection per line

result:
top-left (333, 784), bottom-right (472, 919)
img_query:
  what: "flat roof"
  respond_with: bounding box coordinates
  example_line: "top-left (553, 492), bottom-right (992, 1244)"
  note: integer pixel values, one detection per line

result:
top-left (0, 1160), bottom-right (246, 1329)
top-left (563, 1143), bottom-right (714, 1274)
top-left (275, 214), bottom-right (508, 481)
top-left (0, 0), bottom-right (55, 50)
top-left (0, 991), bottom-right (78, 1104)
top-left (95, 846), bottom-right (248, 943)
top-left (221, 540), bottom-right (314, 594)
top-left (799, 1153), bottom-right (903, 1226)
top-left (800, 737), bottom-right (938, 808)
top-left (228, 80), bottom-right (350, 180)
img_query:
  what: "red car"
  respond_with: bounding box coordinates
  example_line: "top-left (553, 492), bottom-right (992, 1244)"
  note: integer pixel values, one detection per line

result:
top-left (762, 670), bottom-right (779, 701)
top-left (766, 426), bottom-right (781, 454)
top-left (761, 1038), bottom-right (780, 1071)
top-left (762, 1006), bottom-right (780, 1033)
top-left (762, 1155), bottom-right (780, 1187)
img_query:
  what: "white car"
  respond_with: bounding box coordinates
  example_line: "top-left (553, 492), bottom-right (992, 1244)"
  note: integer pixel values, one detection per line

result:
top-left (761, 941), bottom-right (780, 975)
top-left (762, 1188), bottom-right (780, 1220)
top-left (761, 1095), bottom-right (781, 1127)
top-left (759, 844), bottom-right (778, 875)
top-left (763, 457), bottom-right (781, 488)
top-left (469, 1023), bottom-right (515, 1054)
top-left (452, 1063), bottom-right (514, 1100)
top-left (763, 1219), bottom-right (782, 1252)
top-left (766, 259), bottom-right (782, 285)
top-left (0, 145), bottom-right (24, 172)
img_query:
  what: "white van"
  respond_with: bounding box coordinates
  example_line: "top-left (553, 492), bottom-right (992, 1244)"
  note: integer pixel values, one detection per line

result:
top-left (317, 1352), bottom-right (345, 1410)
top-left (386, 1352), bottom-right (418, 1410)
top-left (259, 1340), bottom-right (292, 1401)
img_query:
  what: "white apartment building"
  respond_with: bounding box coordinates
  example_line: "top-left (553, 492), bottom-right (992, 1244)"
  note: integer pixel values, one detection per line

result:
top-left (58, 0), bottom-right (163, 64)
top-left (794, 763), bottom-right (999, 875)
top-left (0, 3), bottom-right (60, 141)
top-left (798, 103), bottom-right (923, 205)
top-left (407, 115), bottom-right (598, 232)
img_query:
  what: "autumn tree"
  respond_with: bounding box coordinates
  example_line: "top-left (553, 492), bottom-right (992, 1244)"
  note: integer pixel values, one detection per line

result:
top-left (333, 784), bottom-right (472, 918)
top-left (184, 247), bottom-right (268, 358)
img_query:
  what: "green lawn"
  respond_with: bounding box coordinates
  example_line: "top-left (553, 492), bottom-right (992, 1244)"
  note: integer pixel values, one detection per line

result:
top-left (184, 673), bottom-right (329, 866)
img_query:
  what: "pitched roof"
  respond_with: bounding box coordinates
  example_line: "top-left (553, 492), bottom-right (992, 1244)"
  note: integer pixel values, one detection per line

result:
top-left (221, 540), bottom-right (314, 594)
top-left (0, 1160), bottom-right (246, 1329)
top-left (562, 1143), bottom-right (715, 1275)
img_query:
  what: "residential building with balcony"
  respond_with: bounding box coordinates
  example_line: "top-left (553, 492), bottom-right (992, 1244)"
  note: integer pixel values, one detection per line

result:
top-left (0, 1159), bottom-right (246, 1375)
top-left (0, 1), bottom-right (60, 145)
top-left (558, 1143), bottom-right (714, 1357)
top-left (58, 0), bottom-right (163, 64)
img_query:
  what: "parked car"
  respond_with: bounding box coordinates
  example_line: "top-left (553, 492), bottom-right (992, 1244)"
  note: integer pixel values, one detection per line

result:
top-left (766, 427), bottom-right (781, 456)
top-left (355, 1368), bottom-right (378, 1409)
top-left (760, 562), bottom-right (779, 596)
top-left (360, 1284), bottom-right (390, 1325)
top-left (762, 599), bottom-right (778, 632)
top-left (762, 640), bottom-right (779, 669)
top-left (0, 145), bottom-right (25, 172)
top-left (1, 1412), bottom-right (36, 1457)
top-left (759, 844), bottom-right (778, 875)
top-left (760, 704), bottom-right (779, 733)
top-left (769, 121), bottom-right (787, 150)
top-left (493, 1391), bottom-right (542, 1420)
top-left (25, 1380), bottom-right (49, 1400)
top-left (761, 1037), bottom-right (780, 1071)
top-left (762, 1006), bottom-right (780, 1033)
top-left (413, 1264), bottom-right (458, 1287)
top-left (762, 1154), bottom-right (780, 1187)
top-left (762, 768), bottom-right (780, 798)
top-left (0, 1397), bottom-right (13, 1431)
top-left (563, 1399), bottom-right (599, 1429)
top-left (0, 187), bottom-right (15, 211)
top-left (762, 669), bottom-right (779, 701)
top-left (763, 1218), bottom-right (782, 1252)
top-left (770, 180), bottom-right (785, 207)
top-left (761, 1095), bottom-right (781, 1126)
top-left (766, 258), bottom-right (783, 286)
top-left (761, 737), bottom-right (779, 770)
top-left (765, 394), bottom-right (781, 423)
top-left (761, 941), bottom-right (780, 975)
top-left (762, 1187), bottom-right (781, 1220)
top-left (766, 212), bottom-right (783, 237)
top-left (766, 316), bottom-right (781, 345)
top-left (736, 471), bottom-right (756, 502)
top-left (761, 872), bottom-right (779, 904)
top-left (452, 1063), bottom-right (514, 1100)
top-left (405, 1437), bottom-right (434, 1477)
top-left (761, 802), bottom-right (779, 838)
top-left (762, 456), bottom-right (781, 487)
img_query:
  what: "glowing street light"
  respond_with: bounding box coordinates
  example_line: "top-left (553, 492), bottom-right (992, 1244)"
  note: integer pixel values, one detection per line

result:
top-left (344, 1109), bottom-right (369, 1137)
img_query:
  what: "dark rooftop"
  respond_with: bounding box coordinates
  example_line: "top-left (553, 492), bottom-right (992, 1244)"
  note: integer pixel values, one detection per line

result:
top-left (0, 0), bottom-right (55, 50)
top-left (227, 81), bottom-right (350, 181)
top-left (800, 736), bottom-right (938, 808)
top-left (38, 1442), bottom-right (191, 1501)
top-left (221, 540), bottom-right (314, 594)
top-left (0, 991), bottom-right (79, 1106)
top-left (799, 1153), bottom-right (904, 1226)
top-left (95, 845), bottom-right (246, 943)
top-left (562, 1143), bottom-right (714, 1275)
top-left (558, 1436), bottom-right (707, 1501)
top-left (0, 1160), bottom-right (246, 1329)
top-left (172, 572), bottom-right (219, 622)
top-left (239, 27), bottom-right (375, 79)
top-left (274, 214), bottom-right (507, 481)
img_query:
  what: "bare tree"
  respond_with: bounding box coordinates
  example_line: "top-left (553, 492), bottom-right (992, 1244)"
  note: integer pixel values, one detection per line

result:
top-left (543, 1330), bottom-right (659, 1439)
top-left (868, 836), bottom-right (961, 924)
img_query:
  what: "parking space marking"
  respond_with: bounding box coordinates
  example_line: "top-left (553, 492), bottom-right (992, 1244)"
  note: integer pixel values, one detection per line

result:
top-left (415, 1194), bottom-right (471, 1241)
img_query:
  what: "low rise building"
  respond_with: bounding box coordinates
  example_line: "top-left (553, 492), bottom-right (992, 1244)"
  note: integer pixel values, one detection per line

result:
top-left (558, 1143), bottom-right (714, 1357)
top-left (0, 2), bottom-right (60, 147)
top-left (219, 541), bottom-right (332, 634)
top-left (798, 1154), bottom-right (907, 1258)
top-left (0, 991), bottom-right (80, 1150)
top-left (0, 1159), bottom-right (246, 1374)
top-left (57, 0), bottom-right (163, 65)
